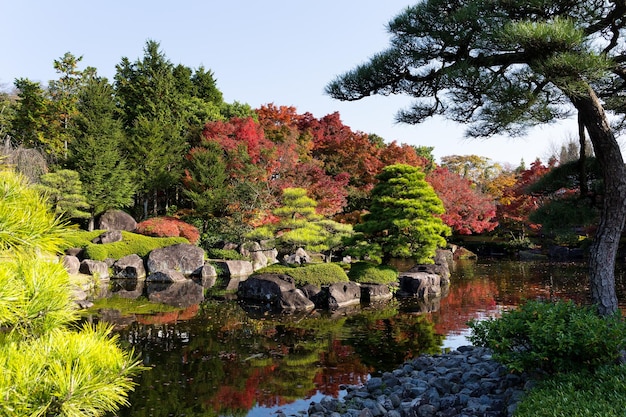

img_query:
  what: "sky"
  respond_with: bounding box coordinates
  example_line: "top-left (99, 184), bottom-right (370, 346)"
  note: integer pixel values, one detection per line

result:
top-left (1, 0), bottom-right (586, 166)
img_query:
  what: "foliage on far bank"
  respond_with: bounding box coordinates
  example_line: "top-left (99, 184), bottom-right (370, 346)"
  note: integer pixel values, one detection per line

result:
top-left (255, 263), bottom-right (349, 287)
top-left (135, 216), bottom-right (200, 244)
top-left (468, 299), bottom-right (626, 374)
top-left (63, 229), bottom-right (188, 261)
top-left (347, 261), bottom-right (398, 285)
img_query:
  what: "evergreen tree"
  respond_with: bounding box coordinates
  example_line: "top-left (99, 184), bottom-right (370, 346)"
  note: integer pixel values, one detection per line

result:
top-left (353, 164), bottom-right (450, 264)
top-left (11, 78), bottom-right (49, 151)
top-left (69, 76), bottom-right (135, 230)
top-left (0, 167), bottom-right (143, 416)
top-left (34, 169), bottom-right (90, 221)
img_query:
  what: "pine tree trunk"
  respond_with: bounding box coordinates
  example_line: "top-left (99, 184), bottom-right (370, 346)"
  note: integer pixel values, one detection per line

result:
top-left (573, 87), bottom-right (626, 315)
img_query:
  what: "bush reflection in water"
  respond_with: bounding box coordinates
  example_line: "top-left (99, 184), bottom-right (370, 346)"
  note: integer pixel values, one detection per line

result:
top-left (104, 260), bottom-right (625, 417)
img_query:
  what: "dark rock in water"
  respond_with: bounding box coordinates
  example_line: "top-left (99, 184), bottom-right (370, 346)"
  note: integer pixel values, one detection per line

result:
top-left (212, 260), bottom-right (254, 278)
top-left (113, 254), bottom-right (146, 279)
top-left (147, 243), bottom-right (205, 276)
top-left (146, 269), bottom-right (187, 283)
top-left (360, 283), bottom-right (393, 302)
top-left (110, 279), bottom-right (145, 299)
top-left (321, 281), bottom-right (361, 310)
top-left (238, 274), bottom-right (314, 313)
top-left (398, 271), bottom-right (441, 299)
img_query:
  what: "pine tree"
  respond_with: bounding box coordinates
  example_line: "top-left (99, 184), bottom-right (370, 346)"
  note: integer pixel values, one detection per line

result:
top-left (354, 164), bottom-right (450, 264)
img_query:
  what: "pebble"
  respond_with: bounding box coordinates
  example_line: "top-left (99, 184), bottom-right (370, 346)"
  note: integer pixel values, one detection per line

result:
top-left (306, 346), bottom-right (529, 417)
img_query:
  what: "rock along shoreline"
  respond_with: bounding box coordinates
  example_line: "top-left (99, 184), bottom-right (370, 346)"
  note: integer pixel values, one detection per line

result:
top-left (304, 345), bottom-right (531, 417)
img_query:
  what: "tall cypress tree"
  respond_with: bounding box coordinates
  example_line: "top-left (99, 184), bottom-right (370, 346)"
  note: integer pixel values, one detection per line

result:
top-left (69, 76), bottom-right (135, 230)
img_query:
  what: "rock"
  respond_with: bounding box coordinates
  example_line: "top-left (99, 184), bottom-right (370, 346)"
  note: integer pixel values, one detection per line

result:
top-left (319, 281), bottom-right (361, 310)
top-left (283, 247), bottom-right (312, 265)
top-left (146, 280), bottom-right (204, 307)
top-left (146, 243), bottom-right (205, 276)
top-left (97, 209), bottom-right (137, 231)
top-left (397, 272), bottom-right (441, 299)
top-left (110, 279), bottom-right (145, 299)
top-left (360, 283), bottom-right (393, 302)
top-left (146, 270), bottom-right (187, 283)
top-left (213, 260), bottom-right (254, 278)
top-left (79, 259), bottom-right (110, 279)
top-left (200, 263), bottom-right (218, 288)
top-left (65, 247), bottom-right (84, 258)
top-left (91, 230), bottom-right (123, 244)
top-left (238, 274), bottom-right (315, 312)
top-left (113, 254), bottom-right (146, 279)
top-left (62, 255), bottom-right (80, 275)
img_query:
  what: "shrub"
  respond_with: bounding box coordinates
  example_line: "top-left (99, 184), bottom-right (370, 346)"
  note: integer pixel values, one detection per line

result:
top-left (205, 248), bottom-right (245, 260)
top-left (348, 261), bottom-right (398, 285)
top-left (255, 263), bottom-right (349, 287)
top-left (468, 299), bottom-right (626, 374)
top-left (135, 216), bottom-right (200, 244)
top-left (63, 230), bottom-right (188, 261)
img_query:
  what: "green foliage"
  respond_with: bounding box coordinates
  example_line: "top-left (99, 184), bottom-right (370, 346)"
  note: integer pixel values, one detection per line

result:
top-left (34, 169), bottom-right (91, 221)
top-left (255, 263), bottom-right (349, 287)
top-left (348, 261), bottom-right (398, 285)
top-left (468, 300), bottom-right (626, 373)
top-left (63, 230), bottom-right (188, 261)
top-left (353, 164), bottom-right (450, 264)
top-left (515, 364), bottom-right (626, 417)
top-left (206, 248), bottom-right (245, 260)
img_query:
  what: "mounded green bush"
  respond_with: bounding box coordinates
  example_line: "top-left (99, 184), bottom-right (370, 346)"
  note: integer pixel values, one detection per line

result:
top-left (255, 263), bottom-right (349, 287)
top-left (348, 261), bottom-right (398, 285)
top-left (468, 299), bottom-right (626, 374)
top-left (63, 230), bottom-right (188, 261)
top-left (205, 248), bottom-right (245, 260)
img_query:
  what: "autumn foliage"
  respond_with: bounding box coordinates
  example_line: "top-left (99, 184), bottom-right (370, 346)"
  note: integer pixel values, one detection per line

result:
top-left (135, 216), bottom-right (200, 244)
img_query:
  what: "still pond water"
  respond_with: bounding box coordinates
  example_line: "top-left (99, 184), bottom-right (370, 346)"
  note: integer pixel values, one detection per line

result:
top-left (104, 260), bottom-right (626, 417)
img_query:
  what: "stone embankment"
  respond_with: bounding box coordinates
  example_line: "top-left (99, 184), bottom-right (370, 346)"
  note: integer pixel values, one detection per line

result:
top-left (306, 346), bottom-right (531, 417)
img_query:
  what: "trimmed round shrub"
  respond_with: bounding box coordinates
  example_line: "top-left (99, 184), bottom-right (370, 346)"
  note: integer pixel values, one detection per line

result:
top-left (348, 261), bottom-right (398, 285)
top-left (255, 263), bottom-right (349, 287)
top-left (468, 299), bottom-right (626, 374)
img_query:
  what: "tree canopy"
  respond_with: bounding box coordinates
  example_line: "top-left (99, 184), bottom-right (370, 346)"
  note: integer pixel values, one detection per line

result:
top-left (326, 0), bottom-right (626, 314)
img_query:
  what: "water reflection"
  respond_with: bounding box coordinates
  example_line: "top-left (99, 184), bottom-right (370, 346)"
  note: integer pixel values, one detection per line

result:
top-left (103, 260), bottom-right (625, 417)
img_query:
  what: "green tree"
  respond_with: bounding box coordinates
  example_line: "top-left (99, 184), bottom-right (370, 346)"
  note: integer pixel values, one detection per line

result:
top-left (11, 78), bottom-right (49, 151)
top-left (248, 188), bottom-right (353, 258)
top-left (326, 1), bottom-right (626, 314)
top-left (115, 40), bottom-right (188, 217)
top-left (352, 164), bottom-right (450, 264)
top-left (0, 167), bottom-right (143, 416)
top-left (34, 169), bottom-right (90, 221)
top-left (68, 76), bottom-right (136, 230)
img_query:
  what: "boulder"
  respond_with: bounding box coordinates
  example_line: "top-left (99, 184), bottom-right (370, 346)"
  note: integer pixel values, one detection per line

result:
top-left (92, 230), bottom-right (123, 244)
top-left (110, 279), bottom-right (145, 299)
top-left (97, 209), bottom-right (137, 232)
top-left (62, 255), bottom-right (80, 275)
top-left (79, 259), bottom-right (110, 279)
top-left (238, 274), bottom-right (315, 312)
top-left (147, 243), bottom-right (205, 276)
top-left (200, 263), bottom-right (218, 288)
top-left (65, 247), bottom-right (84, 258)
top-left (406, 249), bottom-right (452, 285)
top-left (319, 282), bottom-right (361, 310)
top-left (397, 271), bottom-right (441, 299)
top-left (283, 247), bottom-right (311, 265)
top-left (213, 260), bottom-right (254, 278)
top-left (113, 254), bottom-right (146, 279)
top-left (146, 270), bottom-right (187, 283)
top-left (146, 280), bottom-right (204, 307)
top-left (360, 283), bottom-right (393, 302)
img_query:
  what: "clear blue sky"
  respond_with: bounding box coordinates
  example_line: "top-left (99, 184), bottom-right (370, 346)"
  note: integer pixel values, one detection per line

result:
top-left (2, 0), bottom-right (583, 166)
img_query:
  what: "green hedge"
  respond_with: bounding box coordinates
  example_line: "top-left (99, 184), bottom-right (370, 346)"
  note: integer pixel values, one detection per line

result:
top-left (255, 263), bottom-right (349, 287)
top-left (347, 261), bottom-right (398, 285)
top-left (63, 230), bottom-right (189, 261)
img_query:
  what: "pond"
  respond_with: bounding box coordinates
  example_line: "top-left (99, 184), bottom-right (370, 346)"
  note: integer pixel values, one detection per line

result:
top-left (103, 260), bottom-right (626, 417)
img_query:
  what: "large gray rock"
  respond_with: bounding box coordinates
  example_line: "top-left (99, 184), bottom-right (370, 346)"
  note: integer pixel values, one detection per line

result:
top-left (97, 209), bottom-right (137, 231)
top-left (397, 271), bottom-right (441, 299)
top-left (406, 249), bottom-right (452, 285)
top-left (213, 260), bottom-right (254, 278)
top-left (360, 283), bottom-right (393, 302)
top-left (147, 244), bottom-right (205, 276)
top-left (113, 254), bottom-right (146, 279)
top-left (62, 255), bottom-right (80, 275)
top-left (200, 263), bottom-right (218, 288)
top-left (146, 280), bottom-right (204, 307)
top-left (320, 281), bottom-right (362, 310)
top-left (92, 230), bottom-right (123, 244)
top-left (79, 259), bottom-right (110, 279)
top-left (238, 274), bottom-right (315, 312)
top-left (283, 247), bottom-right (311, 265)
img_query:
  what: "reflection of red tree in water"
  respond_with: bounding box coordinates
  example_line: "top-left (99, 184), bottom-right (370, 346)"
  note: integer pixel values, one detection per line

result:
top-left (432, 279), bottom-right (499, 336)
top-left (315, 340), bottom-right (372, 397)
top-left (208, 365), bottom-right (277, 413)
top-left (136, 304), bottom-right (200, 325)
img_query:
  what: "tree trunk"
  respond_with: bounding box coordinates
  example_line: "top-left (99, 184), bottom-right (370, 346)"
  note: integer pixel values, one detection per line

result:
top-left (577, 112), bottom-right (588, 197)
top-left (572, 87), bottom-right (626, 315)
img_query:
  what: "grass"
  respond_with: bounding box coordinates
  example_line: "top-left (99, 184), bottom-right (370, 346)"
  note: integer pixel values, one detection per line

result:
top-left (62, 230), bottom-right (188, 261)
top-left (347, 261), bottom-right (398, 285)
